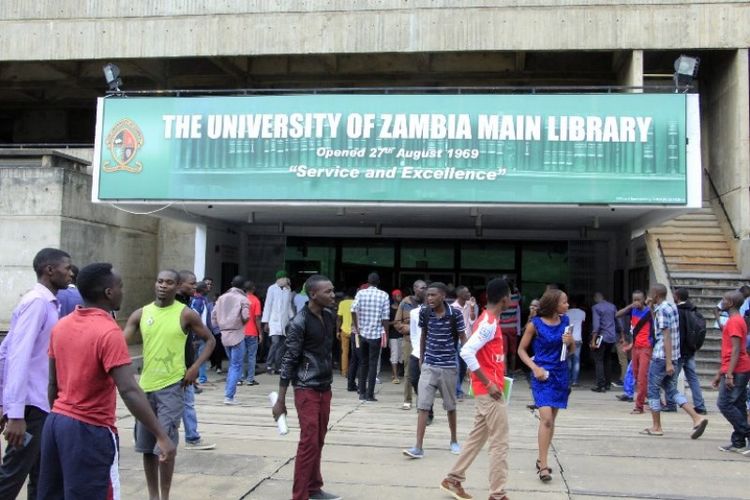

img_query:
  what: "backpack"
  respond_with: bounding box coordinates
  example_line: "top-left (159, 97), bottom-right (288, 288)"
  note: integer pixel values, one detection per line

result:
top-left (684, 307), bottom-right (707, 352)
top-left (419, 304), bottom-right (459, 345)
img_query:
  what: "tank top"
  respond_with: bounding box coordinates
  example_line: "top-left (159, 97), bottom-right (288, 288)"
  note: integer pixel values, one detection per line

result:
top-left (139, 302), bottom-right (186, 392)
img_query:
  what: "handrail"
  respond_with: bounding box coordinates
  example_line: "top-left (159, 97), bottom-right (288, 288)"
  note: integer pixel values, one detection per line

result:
top-left (704, 168), bottom-right (739, 239)
top-left (656, 238), bottom-right (674, 287)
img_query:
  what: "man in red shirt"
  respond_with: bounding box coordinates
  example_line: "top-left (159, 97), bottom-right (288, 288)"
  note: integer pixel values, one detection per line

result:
top-left (37, 263), bottom-right (176, 499)
top-left (615, 290), bottom-right (652, 413)
top-left (440, 278), bottom-right (512, 500)
top-left (713, 290), bottom-right (750, 454)
top-left (241, 280), bottom-right (263, 386)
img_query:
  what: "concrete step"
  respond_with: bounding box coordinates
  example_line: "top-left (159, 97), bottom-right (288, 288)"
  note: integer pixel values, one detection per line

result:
top-left (669, 263), bottom-right (739, 273)
top-left (650, 226), bottom-right (724, 235)
top-left (666, 256), bottom-right (736, 265)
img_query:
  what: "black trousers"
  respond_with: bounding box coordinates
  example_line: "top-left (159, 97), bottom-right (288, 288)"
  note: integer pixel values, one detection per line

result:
top-left (358, 337), bottom-right (381, 399)
top-left (0, 406), bottom-right (48, 500)
top-left (593, 341), bottom-right (615, 389)
top-left (347, 334), bottom-right (361, 390)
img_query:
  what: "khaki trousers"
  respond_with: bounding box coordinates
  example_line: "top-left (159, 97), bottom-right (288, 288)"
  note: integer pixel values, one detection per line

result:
top-left (402, 336), bottom-right (413, 403)
top-left (447, 395), bottom-right (509, 498)
top-left (340, 331), bottom-right (351, 376)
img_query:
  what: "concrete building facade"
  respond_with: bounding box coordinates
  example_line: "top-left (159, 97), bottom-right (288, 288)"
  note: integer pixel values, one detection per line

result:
top-left (1, 1), bottom-right (748, 380)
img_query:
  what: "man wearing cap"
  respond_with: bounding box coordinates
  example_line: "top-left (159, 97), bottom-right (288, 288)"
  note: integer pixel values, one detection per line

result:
top-left (262, 271), bottom-right (293, 375)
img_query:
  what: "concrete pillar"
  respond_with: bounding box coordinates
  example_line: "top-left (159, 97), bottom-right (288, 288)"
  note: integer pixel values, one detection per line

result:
top-left (617, 49), bottom-right (644, 90)
top-left (701, 49), bottom-right (750, 275)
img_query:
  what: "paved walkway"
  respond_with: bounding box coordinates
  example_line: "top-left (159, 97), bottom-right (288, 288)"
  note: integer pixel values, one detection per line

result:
top-left (116, 370), bottom-right (748, 499)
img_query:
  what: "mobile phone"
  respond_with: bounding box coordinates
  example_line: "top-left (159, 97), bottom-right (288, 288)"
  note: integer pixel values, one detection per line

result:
top-left (595, 335), bottom-right (603, 348)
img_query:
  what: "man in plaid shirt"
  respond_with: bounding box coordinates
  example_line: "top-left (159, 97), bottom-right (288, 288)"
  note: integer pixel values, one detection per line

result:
top-left (641, 283), bottom-right (708, 438)
top-left (351, 273), bottom-right (390, 402)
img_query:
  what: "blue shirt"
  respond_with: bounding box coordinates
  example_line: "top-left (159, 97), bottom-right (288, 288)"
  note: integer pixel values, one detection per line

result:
top-left (592, 300), bottom-right (618, 343)
top-left (57, 286), bottom-right (83, 318)
top-left (419, 302), bottom-right (466, 368)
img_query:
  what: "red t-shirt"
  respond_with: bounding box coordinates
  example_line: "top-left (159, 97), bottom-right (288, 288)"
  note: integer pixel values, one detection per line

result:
top-left (468, 310), bottom-right (505, 396)
top-left (48, 307), bottom-right (131, 431)
top-left (631, 307), bottom-right (652, 349)
top-left (243, 293), bottom-right (262, 336)
top-left (721, 314), bottom-right (750, 373)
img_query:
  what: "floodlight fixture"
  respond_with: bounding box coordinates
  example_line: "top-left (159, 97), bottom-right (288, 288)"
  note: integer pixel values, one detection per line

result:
top-left (103, 63), bottom-right (123, 92)
top-left (673, 55), bottom-right (699, 90)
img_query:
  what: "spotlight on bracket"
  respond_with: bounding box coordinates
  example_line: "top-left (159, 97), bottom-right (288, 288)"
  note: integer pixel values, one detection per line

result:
top-left (102, 63), bottom-right (123, 92)
top-left (673, 55), bottom-right (699, 90)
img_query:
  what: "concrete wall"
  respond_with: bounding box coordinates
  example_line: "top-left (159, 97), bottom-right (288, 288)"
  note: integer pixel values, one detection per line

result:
top-left (1, 2), bottom-right (748, 60)
top-left (701, 49), bottom-right (750, 275)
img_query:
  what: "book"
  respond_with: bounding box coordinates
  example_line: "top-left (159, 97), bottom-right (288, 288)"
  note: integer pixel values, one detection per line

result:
top-left (503, 376), bottom-right (513, 403)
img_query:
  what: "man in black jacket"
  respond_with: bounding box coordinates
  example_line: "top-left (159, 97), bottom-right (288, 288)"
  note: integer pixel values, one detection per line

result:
top-left (674, 288), bottom-right (707, 414)
top-left (272, 274), bottom-right (340, 500)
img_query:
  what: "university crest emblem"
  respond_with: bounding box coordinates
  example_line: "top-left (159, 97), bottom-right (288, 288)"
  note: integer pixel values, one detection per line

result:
top-left (103, 119), bottom-right (144, 173)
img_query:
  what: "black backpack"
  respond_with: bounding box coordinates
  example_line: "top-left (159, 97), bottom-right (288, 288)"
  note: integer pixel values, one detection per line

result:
top-left (684, 307), bottom-right (707, 352)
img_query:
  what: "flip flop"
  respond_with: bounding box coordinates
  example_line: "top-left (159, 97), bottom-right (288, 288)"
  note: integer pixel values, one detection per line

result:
top-left (639, 428), bottom-right (663, 436)
top-left (691, 419), bottom-right (708, 440)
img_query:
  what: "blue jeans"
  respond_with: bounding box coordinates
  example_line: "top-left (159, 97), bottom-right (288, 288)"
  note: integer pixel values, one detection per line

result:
top-left (225, 342), bottom-right (246, 399)
top-left (183, 384), bottom-right (200, 443)
top-left (196, 339), bottom-right (208, 384)
top-left (678, 355), bottom-right (705, 410)
top-left (567, 341), bottom-right (582, 385)
top-left (456, 350), bottom-right (467, 397)
top-left (717, 371), bottom-right (750, 447)
top-left (242, 336), bottom-right (259, 382)
top-left (647, 357), bottom-right (687, 412)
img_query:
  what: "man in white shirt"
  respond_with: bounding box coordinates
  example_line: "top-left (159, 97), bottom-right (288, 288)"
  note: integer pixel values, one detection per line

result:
top-left (262, 271), bottom-right (293, 374)
top-left (566, 298), bottom-right (586, 387)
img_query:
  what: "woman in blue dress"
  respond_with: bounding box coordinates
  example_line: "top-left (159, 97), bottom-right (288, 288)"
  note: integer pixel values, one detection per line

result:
top-left (518, 289), bottom-right (576, 483)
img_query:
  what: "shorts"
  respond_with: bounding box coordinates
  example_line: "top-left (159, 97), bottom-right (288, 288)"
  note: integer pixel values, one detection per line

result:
top-left (134, 382), bottom-right (184, 454)
top-left (38, 412), bottom-right (121, 500)
top-left (417, 364), bottom-right (458, 412)
top-left (389, 337), bottom-right (403, 365)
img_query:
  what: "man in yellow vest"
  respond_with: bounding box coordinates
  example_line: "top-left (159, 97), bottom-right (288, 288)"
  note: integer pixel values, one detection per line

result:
top-left (124, 269), bottom-right (215, 500)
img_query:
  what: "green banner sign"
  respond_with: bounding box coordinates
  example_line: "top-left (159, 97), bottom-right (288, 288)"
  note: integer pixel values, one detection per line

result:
top-left (94, 93), bottom-right (687, 204)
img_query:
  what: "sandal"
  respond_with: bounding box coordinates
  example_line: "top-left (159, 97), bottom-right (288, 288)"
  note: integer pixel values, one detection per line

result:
top-left (538, 466), bottom-right (552, 482)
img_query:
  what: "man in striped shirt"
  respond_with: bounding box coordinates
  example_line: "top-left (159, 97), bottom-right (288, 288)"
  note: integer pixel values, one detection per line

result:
top-left (403, 282), bottom-right (467, 459)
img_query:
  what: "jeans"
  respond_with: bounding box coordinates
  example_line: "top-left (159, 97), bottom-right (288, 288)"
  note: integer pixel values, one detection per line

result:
top-left (678, 355), bottom-right (705, 410)
top-left (593, 341), bottom-right (615, 388)
top-left (293, 388), bottom-right (332, 500)
top-left (225, 341), bottom-right (246, 399)
top-left (197, 339), bottom-right (208, 383)
top-left (267, 335), bottom-right (285, 372)
top-left (647, 357), bottom-right (688, 412)
top-left (456, 350), bottom-right (467, 397)
top-left (0, 406), bottom-right (47, 500)
top-left (717, 371), bottom-right (750, 448)
top-left (347, 334), bottom-right (361, 390)
top-left (358, 337), bottom-right (381, 399)
top-left (567, 341), bottom-right (582, 385)
top-left (242, 336), bottom-right (259, 382)
top-left (183, 384), bottom-right (200, 443)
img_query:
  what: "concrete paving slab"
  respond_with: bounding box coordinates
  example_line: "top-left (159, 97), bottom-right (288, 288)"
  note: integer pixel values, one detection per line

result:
top-left (114, 369), bottom-right (748, 499)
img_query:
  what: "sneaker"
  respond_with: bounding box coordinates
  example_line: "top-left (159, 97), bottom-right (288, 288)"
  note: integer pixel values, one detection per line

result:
top-left (402, 402), bottom-right (412, 410)
top-left (440, 478), bottom-right (473, 500)
top-left (616, 394), bottom-right (633, 402)
top-left (185, 439), bottom-right (216, 451)
top-left (223, 397), bottom-right (241, 405)
top-left (359, 395), bottom-right (367, 402)
top-left (590, 387), bottom-right (606, 393)
top-left (194, 385), bottom-right (203, 394)
top-left (215, 367), bottom-right (223, 374)
top-left (612, 380), bottom-right (624, 388)
top-left (393, 377), bottom-right (401, 384)
top-left (450, 441), bottom-right (461, 455)
top-left (236, 380), bottom-right (244, 386)
top-left (376, 377), bottom-right (382, 384)
top-left (366, 397), bottom-right (378, 402)
top-left (309, 490), bottom-right (342, 500)
top-left (718, 443), bottom-right (743, 453)
top-left (403, 447), bottom-right (424, 459)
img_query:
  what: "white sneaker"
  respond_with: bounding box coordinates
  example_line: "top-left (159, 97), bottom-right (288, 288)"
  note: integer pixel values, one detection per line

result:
top-left (402, 402), bottom-right (411, 410)
top-left (185, 439), bottom-right (216, 450)
top-left (223, 397), bottom-right (241, 405)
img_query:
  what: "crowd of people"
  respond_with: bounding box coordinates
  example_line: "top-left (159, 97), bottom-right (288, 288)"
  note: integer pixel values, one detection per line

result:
top-left (0, 247), bottom-right (749, 500)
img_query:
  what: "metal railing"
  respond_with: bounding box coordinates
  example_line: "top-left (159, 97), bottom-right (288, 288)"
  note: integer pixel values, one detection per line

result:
top-left (656, 238), bottom-right (674, 286)
top-left (704, 168), bottom-right (739, 239)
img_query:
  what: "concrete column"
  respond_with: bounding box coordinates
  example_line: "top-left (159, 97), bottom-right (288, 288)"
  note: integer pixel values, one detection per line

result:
top-left (617, 49), bottom-right (644, 90)
top-left (702, 49), bottom-right (750, 275)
